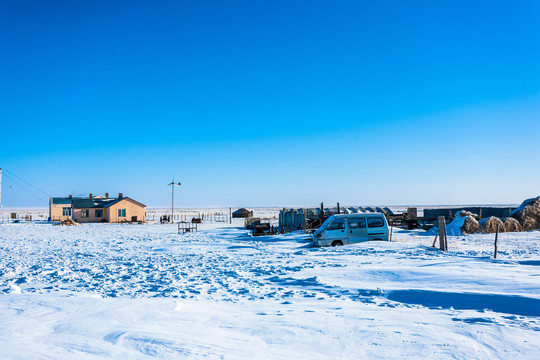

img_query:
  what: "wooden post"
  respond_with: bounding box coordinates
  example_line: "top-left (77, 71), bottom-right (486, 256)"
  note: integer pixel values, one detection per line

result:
top-left (494, 224), bottom-right (499, 259)
top-left (320, 202), bottom-right (324, 222)
top-left (437, 216), bottom-right (447, 251)
top-left (443, 219), bottom-right (448, 251)
top-left (337, 202), bottom-right (340, 214)
top-left (432, 232), bottom-right (439, 247)
top-left (389, 224), bottom-right (393, 242)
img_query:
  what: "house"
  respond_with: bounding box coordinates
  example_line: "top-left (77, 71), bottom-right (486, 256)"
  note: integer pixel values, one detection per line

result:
top-left (49, 193), bottom-right (146, 223)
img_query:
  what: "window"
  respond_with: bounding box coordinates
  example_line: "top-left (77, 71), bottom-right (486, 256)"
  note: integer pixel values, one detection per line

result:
top-left (348, 218), bottom-right (366, 229)
top-left (367, 217), bottom-right (385, 228)
top-left (81, 209), bottom-right (89, 218)
top-left (118, 209), bottom-right (126, 217)
top-left (95, 209), bottom-right (103, 218)
top-left (62, 207), bottom-right (71, 216)
top-left (327, 217), bottom-right (345, 230)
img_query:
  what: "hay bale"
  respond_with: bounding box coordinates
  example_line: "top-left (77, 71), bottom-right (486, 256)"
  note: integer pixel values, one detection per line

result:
top-left (521, 205), bottom-right (540, 230)
top-left (512, 196), bottom-right (540, 230)
top-left (461, 216), bottom-right (481, 234)
top-left (503, 217), bottom-right (521, 233)
top-left (481, 216), bottom-right (505, 233)
top-left (522, 218), bottom-right (539, 231)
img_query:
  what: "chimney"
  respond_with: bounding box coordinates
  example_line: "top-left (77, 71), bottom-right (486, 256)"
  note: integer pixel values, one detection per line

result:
top-left (119, 193), bottom-right (123, 198)
top-left (69, 195), bottom-right (72, 199)
top-left (89, 193), bottom-right (93, 199)
top-left (105, 192), bottom-right (109, 198)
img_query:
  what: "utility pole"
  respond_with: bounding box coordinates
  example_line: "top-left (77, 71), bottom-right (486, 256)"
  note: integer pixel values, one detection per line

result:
top-left (168, 178), bottom-right (181, 223)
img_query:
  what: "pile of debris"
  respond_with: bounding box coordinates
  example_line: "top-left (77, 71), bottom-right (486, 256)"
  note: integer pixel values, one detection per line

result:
top-left (56, 219), bottom-right (81, 226)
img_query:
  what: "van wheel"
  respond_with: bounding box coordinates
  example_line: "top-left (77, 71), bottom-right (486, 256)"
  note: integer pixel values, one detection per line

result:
top-left (331, 240), bottom-right (343, 247)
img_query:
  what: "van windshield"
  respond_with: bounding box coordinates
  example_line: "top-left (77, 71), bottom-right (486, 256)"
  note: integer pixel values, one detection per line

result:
top-left (327, 217), bottom-right (346, 230)
top-left (313, 216), bottom-right (334, 237)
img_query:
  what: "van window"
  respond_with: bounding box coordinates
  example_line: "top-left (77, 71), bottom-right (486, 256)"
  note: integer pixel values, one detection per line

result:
top-left (348, 218), bottom-right (366, 229)
top-left (327, 217), bottom-right (345, 230)
top-left (367, 217), bottom-right (385, 228)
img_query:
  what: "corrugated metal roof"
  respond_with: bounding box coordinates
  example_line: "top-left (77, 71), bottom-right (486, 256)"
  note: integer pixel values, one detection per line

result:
top-left (101, 198), bottom-right (123, 208)
top-left (52, 196), bottom-right (146, 208)
top-left (102, 197), bottom-right (146, 208)
top-left (51, 197), bottom-right (74, 205)
top-left (72, 198), bottom-right (118, 209)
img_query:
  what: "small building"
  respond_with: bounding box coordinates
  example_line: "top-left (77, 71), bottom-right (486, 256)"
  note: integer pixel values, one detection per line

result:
top-left (232, 208), bottom-right (253, 218)
top-left (49, 193), bottom-right (146, 223)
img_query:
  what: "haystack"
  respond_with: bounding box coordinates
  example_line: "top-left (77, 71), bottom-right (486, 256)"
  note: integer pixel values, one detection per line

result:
top-left (511, 196), bottom-right (540, 231)
top-left (522, 218), bottom-right (539, 231)
top-left (481, 216), bottom-right (505, 233)
top-left (503, 217), bottom-right (521, 232)
top-left (461, 216), bottom-right (481, 234)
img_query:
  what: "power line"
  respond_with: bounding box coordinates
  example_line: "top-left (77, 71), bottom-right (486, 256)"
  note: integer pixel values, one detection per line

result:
top-left (3, 169), bottom-right (50, 197)
top-left (3, 172), bottom-right (48, 204)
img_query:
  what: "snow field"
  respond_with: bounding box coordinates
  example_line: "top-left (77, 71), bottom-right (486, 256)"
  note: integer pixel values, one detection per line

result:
top-left (0, 221), bottom-right (539, 359)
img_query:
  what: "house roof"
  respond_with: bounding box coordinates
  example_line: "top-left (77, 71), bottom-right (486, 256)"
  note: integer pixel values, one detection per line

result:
top-left (51, 197), bottom-right (76, 205)
top-left (51, 196), bottom-right (146, 208)
top-left (232, 208), bottom-right (252, 216)
top-left (102, 197), bottom-right (146, 208)
top-left (72, 197), bottom-right (119, 209)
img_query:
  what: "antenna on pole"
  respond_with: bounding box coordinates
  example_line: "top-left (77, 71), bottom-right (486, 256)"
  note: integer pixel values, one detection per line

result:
top-left (168, 178), bottom-right (181, 223)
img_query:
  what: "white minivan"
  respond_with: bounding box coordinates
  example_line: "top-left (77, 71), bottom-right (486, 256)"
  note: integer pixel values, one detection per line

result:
top-left (312, 213), bottom-right (389, 247)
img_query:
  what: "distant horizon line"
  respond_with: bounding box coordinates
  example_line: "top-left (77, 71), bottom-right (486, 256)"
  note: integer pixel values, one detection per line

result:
top-left (0, 203), bottom-right (521, 211)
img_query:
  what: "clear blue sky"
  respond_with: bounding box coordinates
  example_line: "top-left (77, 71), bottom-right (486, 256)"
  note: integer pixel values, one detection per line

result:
top-left (1, 0), bottom-right (539, 208)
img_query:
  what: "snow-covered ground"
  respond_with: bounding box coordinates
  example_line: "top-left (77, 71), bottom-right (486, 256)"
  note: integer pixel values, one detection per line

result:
top-left (1, 219), bottom-right (539, 359)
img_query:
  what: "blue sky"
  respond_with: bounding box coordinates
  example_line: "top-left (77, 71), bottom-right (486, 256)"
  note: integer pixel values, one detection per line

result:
top-left (1, 0), bottom-right (539, 207)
